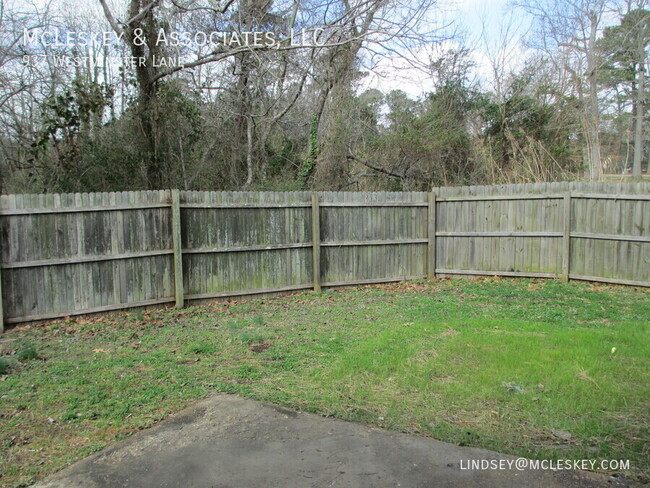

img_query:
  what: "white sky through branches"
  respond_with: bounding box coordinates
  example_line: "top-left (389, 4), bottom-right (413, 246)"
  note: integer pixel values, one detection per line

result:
top-left (9, 0), bottom-right (540, 99)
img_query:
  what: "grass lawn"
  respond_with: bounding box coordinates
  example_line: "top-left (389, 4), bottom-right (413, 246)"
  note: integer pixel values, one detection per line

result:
top-left (1, 278), bottom-right (649, 487)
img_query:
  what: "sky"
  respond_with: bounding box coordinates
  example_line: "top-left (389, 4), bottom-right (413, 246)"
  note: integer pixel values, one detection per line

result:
top-left (360, 0), bottom-right (530, 98)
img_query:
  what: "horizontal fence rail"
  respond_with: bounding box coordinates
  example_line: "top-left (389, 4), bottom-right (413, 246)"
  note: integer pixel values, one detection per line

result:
top-left (0, 182), bottom-right (649, 330)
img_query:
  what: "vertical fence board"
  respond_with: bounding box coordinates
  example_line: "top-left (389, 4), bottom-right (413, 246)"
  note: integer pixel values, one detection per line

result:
top-left (172, 190), bottom-right (184, 308)
top-left (428, 192), bottom-right (436, 278)
top-left (0, 245), bottom-right (3, 332)
top-left (562, 193), bottom-right (571, 281)
top-left (312, 193), bottom-right (321, 292)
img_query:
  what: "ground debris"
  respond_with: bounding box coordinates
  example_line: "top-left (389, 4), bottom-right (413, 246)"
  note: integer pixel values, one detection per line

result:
top-left (502, 382), bottom-right (524, 392)
top-left (551, 429), bottom-right (573, 441)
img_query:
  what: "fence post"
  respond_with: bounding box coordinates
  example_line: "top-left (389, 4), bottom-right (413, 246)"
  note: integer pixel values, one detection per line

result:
top-left (171, 189), bottom-right (185, 308)
top-left (312, 193), bottom-right (321, 292)
top-left (428, 191), bottom-right (436, 279)
top-left (562, 192), bottom-right (571, 282)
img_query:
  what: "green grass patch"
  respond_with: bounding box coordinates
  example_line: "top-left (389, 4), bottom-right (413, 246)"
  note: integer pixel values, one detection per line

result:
top-left (0, 278), bottom-right (648, 486)
top-left (15, 340), bottom-right (39, 361)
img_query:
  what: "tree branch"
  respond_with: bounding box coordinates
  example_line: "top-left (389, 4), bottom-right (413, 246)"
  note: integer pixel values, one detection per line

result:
top-left (346, 154), bottom-right (404, 179)
top-left (125, 0), bottom-right (158, 27)
top-left (98, 0), bottom-right (123, 36)
top-left (152, 35), bottom-right (371, 83)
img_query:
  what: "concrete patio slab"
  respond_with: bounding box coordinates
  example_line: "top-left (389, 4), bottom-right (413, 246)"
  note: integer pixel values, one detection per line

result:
top-left (33, 394), bottom-right (636, 488)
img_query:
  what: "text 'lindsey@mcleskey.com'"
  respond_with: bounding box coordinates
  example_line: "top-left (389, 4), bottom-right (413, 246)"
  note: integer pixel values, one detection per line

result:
top-left (459, 458), bottom-right (631, 471)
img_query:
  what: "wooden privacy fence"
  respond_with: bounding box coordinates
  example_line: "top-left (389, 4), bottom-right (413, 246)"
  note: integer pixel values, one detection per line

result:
top-left (0, 182), bottom-right (648, 330)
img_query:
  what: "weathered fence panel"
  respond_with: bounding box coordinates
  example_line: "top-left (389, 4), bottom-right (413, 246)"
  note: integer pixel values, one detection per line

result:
top-left (180, 191), bottom-right (314, 300)
top-left (569, 194), bottom-right (650, 286)
top-left (0, 182), bottom-right (648, 328)
top-left (318, 192), bottom-right (428, 286)
top-left (433, 182), bottom-right (650, 284)
top-left (0, 191), bottom-right (174, 326)
top-left (435, 194), bottom-right (564, 277)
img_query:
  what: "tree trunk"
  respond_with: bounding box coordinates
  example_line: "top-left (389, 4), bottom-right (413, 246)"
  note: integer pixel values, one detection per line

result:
top-left (245, 114), bottom-right (254, 187)
top-left (138, 87), bottom-right (162, 188)
top-left (126, 2), bottom-right (162, 188)
top-left (633, 31), bottom-right (646, 178)
top-left (586, 14), bottom-right (602, 180)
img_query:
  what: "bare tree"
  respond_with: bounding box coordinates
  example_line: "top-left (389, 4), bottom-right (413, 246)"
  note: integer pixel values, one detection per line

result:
top-left (96, 0), bottom-right (444, 188)
top-left (0, 0), bottom-right (68, 192)
top-left (516, 0), bottom-right (613, 179)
